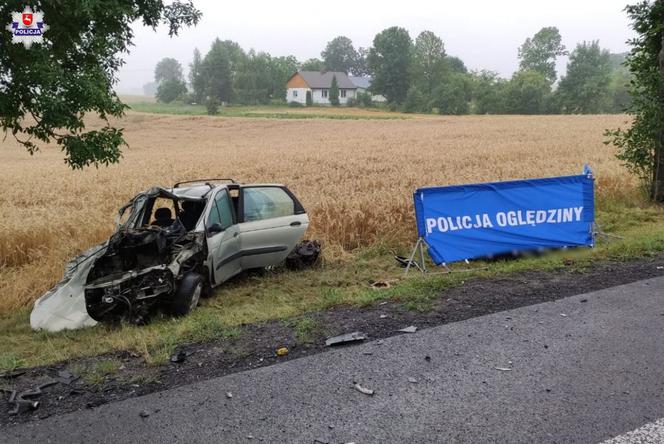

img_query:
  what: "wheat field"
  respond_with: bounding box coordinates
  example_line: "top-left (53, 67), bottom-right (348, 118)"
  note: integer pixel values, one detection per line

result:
top-left (0, 112), bottom-right (633, 315)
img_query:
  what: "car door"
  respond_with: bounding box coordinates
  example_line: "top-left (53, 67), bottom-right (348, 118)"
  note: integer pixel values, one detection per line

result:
top-left (205, 188), bottom-right (242, 285)
top-left (238, 186), bottom-right (309, 269)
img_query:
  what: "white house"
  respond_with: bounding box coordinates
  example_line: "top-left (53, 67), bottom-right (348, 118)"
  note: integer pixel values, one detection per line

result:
top-left (285, 71), bottom-right (358, 105)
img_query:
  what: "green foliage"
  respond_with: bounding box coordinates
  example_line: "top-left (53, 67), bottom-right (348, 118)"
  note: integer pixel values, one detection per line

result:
top-left (156, 79), bottom-right (187, 103)
top-left (300, 58), bottom-right (325, 71)
top-left (413, 31), bottom-right (446, 94)
top-left (356, 91), bottom-right (374, 107)
top-left (505, 70), bottom-right (551, 114)
top-left (0, 1), bottom-right (201, 169)
top-left (189, 48), bottom-right (206, 103)
top-left (430, 73), bottom-right (472, 114)
top-left (288, 101), bottom-right (304, 108)
top-left (518, 26), bottom-right (567, 84)
top-left (329, 75), bottom-right (340, 106)
top-left (322, 36), bottom-right (358, 73)
top-left (306, 90), bottom-right (313, 106)
top-left (606, 0), bottom-right (664, 201)
top-left (154, 57), bottom-right (184, 83)
top-left (556, 41), bottom-right (613, 114)
top-left (202, 39), bottom-right (245, 103)
top-left (368, 26), bottom-right (413, 104)
top-left (402, 86), bottom-right (427, 113)
top-left (470, 70), bottom-right (508, 114)
top-left (205, 97), bottom-right (220, 115)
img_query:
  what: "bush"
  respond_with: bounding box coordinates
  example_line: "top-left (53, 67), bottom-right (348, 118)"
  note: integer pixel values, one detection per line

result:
top-left (205, 97), bottom-right (220, 115)
top-left (288, 101), bottom-right (304, 108)
top-left (346, 97), bottom-right (357, 107)
top-left (155, 79), bottom-right (187, 103)
top-left (356, 91), bottom-right (373, 107)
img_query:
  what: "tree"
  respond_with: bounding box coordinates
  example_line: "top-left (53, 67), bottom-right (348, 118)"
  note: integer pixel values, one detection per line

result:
top-left (329, 75), bottom-right (340, 106)
top-left (235, 50), bottom-right (273, 104)
top-left (368, 27), bottom-right (413, 104)
top-left (156, 79), bottom-right (187, 103)
top-left (505, 70), bottom-right (551, 114)
top-left (201, 38), bottom-right (236, 104)
top-left (322, 36), bottom-right (358, 73)
top-left (402, 86), bottom-right (427, 113)
top-left (154, 57), bottom-right (184, 84)
top-left (556, 41), bottom-right (613, 113)
top-left (518, 27), bottom-right (567, 84)
top-left (353, 47), bottom-right (371, 76)
top-left (413, 31), bottom-right (446, 94)
top-left (0, 1), bottom-right (201, 168)
top-left (269, 56), bottom-right (299, 101)
top-left (470, 70), bottom-right (508, 114)
top-left (430, 73), bottom-right (472, 114)
top-left (189, 48), bottom-right (206, 103)
top-left (300, 58), bottom-right (325, 71)
top-left (606, 0), bottom-right (664, 201)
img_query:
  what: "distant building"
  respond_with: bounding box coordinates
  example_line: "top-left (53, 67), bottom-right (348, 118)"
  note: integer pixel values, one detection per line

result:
top-left (348, 76), bottom-right (387, 103)
top-left (285, 71), bottom-right (358, 105)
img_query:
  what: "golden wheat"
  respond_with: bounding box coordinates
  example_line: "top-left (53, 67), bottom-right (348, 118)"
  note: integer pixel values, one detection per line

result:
top-left (0, 112), bottom-right (633, 314)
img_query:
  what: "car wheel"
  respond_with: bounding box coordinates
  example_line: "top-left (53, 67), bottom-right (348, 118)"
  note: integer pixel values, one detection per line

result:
top-left (169, 272), bottom-right (203, 317)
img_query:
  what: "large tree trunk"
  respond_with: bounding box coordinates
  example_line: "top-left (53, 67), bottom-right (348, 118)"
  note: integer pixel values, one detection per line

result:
top-left (654, 32), bottom-right (664, 202)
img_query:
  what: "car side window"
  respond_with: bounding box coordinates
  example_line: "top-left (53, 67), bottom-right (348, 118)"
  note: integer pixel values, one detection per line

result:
top-left (208, 190), bottom-right (234, 229)
top-left (243, 187), bottom-right (295, 222)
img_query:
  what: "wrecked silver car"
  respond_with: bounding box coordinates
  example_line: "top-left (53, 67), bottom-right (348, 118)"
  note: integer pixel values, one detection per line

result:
top-left (31, 179), bottom-right (310, 332)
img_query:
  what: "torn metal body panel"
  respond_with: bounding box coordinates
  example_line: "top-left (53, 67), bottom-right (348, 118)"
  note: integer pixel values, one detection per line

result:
top-left (30, 245), bottom-right (105, 332)
top-left (31, 180), bottom-right (311, 332)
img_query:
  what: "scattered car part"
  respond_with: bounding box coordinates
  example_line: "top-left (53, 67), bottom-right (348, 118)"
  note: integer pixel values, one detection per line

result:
top-left (170, 350), bottom-right (188, 363)
top-left (495, 367), bottom-right (512, 371)
top-left (353, 382), bottom-right (375, 396)
top-left (285, 240), bottom-right (321, 270)
top-left (394, 255), bottom-right (423, 272)
top-left (325, 331), bottom-right (367, 347)
top-left (276, 347), bottom-right (289, 356)
top-left (397, 326), bottom-right (418, 333)
top-left (31, 181), bottom-right (311, 331)
top-left (2, 380), bottom-right (59, 415)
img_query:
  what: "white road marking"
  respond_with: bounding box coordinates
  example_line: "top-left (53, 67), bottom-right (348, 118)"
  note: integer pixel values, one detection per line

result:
top-left (602, 418), bottom-right (664, 443)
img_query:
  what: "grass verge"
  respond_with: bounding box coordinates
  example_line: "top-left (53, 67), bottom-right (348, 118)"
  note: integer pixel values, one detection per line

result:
top-left (1, 198), bottom-right (663, 371)
top-left (128, 102), bottom-right (408, 120)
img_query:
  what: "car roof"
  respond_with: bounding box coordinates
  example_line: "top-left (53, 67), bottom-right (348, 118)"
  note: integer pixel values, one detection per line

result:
top-left (168, 183), bottom-right (287, 199)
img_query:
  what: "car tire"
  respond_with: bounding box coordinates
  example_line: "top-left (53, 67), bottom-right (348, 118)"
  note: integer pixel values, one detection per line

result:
top-left (169, 272), bottom-right (203, 317)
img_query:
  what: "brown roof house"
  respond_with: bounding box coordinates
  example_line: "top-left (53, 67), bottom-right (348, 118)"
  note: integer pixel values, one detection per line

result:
top-left (285, 71), bottom-right (358, 105)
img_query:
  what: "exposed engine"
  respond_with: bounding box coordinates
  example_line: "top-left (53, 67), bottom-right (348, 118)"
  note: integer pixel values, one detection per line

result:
top-left (84, 222), bottom-right (205, 324)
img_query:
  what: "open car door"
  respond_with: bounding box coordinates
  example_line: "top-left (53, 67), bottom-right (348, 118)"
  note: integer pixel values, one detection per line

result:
top-left (238, 186), bottom-right (309, 269)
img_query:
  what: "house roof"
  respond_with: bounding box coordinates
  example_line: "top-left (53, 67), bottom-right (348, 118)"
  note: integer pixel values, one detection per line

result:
top-left (296, 71), bottom-right (357, 89)
top-left (349, 76), bottom-right (372, 89)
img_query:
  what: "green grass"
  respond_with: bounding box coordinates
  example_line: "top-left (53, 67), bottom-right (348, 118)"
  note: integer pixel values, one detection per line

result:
top-left (128, 102), bottom-right (408, 120)
top-left (71, 358), bottom-right (122, 386)
top-left (283, 316), bottom-right (322, 344)
top-left (1, 198), bottom-right (663, 371)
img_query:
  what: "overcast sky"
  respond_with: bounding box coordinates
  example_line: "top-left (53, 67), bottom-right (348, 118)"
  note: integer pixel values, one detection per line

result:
top-left (116, 0), bottom-right (635, 94)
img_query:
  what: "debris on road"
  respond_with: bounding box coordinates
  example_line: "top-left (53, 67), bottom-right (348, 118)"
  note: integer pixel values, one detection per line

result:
top-left (353, 382), bottom-right (375, 396)
top-left (370, 279), bottom-right (395, 290)
top-left (379, 314), bottom-right (387, 319)
top-left (226, 392), bottom-right (233, 399)
top-left (425, 355), bottom-right (431, 362)
top-left (398, 326), bottom-right (418, 333)
top-left (56, 370), bottom-right (77, 385)
top-left (170, 350), bottom-right (188, 363)
top-left (495, 367), bottom-right (512, 372)
top-left (3, 380), bottom-right (59, 415)
top-left (139, 410), bottom-right (150, 418)
top-left (0, 370), bottom-right (26, 379)
top-left (325, 332), bottom-right (367, 347)
top-left (407, 377), bottom-right (418, 384)
top-left (560, 313), bottom-right (568, 317)
top-left (276, 347), bottom-right (289, 357)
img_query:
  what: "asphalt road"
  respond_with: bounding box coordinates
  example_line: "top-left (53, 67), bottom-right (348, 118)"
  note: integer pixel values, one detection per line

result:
top-left (3, 276), bottom-right (664, 444)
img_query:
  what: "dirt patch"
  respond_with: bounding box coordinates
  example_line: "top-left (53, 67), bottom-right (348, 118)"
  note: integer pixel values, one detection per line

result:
top-left (2, 254), bottom-right (663, 426)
